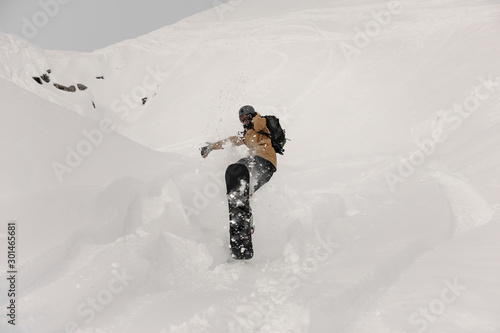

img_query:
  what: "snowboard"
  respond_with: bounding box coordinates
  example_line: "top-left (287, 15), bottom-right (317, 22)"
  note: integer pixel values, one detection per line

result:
top-left (225, 163), bottom-right (253, 260)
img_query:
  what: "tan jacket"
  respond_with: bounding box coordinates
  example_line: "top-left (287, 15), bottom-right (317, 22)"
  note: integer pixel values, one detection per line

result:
top-left (212, 113), bottom-right (277, 169)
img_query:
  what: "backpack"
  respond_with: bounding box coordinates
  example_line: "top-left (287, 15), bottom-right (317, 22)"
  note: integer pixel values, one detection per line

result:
top-left (258, 115), bottom-right (287, 155)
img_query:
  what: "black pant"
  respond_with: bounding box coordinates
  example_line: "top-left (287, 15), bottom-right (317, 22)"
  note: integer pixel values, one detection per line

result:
top-left (236, 156), bottom-right (276, 193)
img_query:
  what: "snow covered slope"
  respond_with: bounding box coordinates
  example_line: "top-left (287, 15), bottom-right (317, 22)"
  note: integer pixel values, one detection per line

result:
top-left (1, 0), bottom-right (500, 332)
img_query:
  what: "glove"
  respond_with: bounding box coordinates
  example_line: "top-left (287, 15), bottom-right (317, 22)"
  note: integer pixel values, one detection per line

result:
top-left (200, 143), bottom-right (213, 158)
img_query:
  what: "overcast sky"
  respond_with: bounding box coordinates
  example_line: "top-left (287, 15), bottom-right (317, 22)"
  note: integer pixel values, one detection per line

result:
top-left (0, 0), bottom-right (221, 52)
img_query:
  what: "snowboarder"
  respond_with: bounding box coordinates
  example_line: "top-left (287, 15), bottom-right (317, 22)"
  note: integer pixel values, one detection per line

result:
top-left (200, 105), bottom-right (277, 259)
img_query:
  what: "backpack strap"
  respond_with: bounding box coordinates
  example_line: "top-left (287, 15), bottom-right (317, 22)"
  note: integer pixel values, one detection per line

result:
top-left (258, 130), bottom-right (271, 138)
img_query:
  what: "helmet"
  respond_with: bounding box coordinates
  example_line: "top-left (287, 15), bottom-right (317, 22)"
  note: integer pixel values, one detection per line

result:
top-left (238, 105), bottom-right (255, 117)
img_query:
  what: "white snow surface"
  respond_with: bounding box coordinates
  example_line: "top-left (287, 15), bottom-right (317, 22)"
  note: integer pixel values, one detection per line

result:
top-left (1, 0), bottom-right (500, 332)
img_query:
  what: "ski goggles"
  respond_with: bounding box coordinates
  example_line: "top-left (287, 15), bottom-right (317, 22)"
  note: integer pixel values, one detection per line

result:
top-left (239, 114), bottom-right (252, 123)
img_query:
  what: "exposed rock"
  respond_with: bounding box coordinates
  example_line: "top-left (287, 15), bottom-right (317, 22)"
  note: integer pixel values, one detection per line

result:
top-left (53, 83), bottom-right (76, 92)
top-left (41, 74), bottom-right (50, 83)
top-left (96, 76), bottom-right (104, 79)
top-left (142, 97), bottom-right (148, 105)
top-left (33, 77), bottom-right (42, 85)
top-left (47, 69), bottom-right (51, 74)
top-left (77, 84), bottom-right (87, 91)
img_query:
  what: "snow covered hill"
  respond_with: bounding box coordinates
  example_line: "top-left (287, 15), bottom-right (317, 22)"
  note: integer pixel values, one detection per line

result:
top-left (1, 0), bottom-right (500, 332)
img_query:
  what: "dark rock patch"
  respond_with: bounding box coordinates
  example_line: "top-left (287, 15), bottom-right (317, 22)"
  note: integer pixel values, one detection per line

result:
top-left (54, 83), bottom-right (76, 92)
